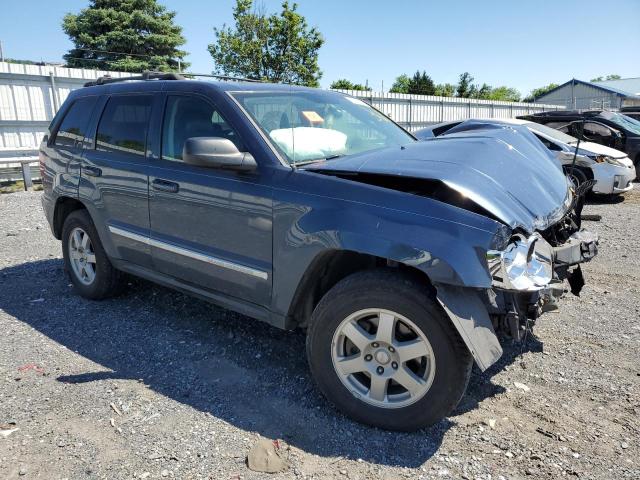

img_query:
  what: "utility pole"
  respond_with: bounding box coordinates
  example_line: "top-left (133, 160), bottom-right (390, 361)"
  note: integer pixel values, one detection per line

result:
top-left (0, 41), bottom-right (4, 62)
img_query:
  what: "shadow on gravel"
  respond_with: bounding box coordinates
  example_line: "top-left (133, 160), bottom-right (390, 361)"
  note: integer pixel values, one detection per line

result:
top-left (585, 193), bottom-right (625, 205)
top-left (0, 258), bottom-right (540, 468)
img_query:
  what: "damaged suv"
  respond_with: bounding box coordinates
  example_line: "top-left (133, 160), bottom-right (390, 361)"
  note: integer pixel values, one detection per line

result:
top-left (40, 74), bottom-right (598, 431)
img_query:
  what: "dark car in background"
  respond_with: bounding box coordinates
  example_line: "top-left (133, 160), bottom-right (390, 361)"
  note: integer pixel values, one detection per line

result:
top-left (519, 110), bottom-right (640, 178)
top-left (415, 118), bottom-right (635, 195)
top-left (39, 73), bottom-right (597, 431)
top-left (620, 106), bottom-right (640, 122)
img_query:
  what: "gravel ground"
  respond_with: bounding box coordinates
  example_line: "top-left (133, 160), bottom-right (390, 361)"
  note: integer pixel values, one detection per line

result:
top-left (0, 189), bottom-right (638, 480)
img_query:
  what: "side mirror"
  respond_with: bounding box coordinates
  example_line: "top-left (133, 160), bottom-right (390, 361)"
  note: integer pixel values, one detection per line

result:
top-left (183, 137), bottom-right (256, 171)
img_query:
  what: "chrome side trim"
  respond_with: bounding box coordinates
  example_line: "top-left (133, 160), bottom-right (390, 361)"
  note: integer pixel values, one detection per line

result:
top-left (109, 226), bottom-right (150, 245)
top-left (108, 225), bottom-right (268, 280)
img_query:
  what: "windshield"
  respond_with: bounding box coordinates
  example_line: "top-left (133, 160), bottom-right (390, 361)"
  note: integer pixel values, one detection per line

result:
top-left (524, 121), bottom-right (578, 144)
top-left (231, 90), bottom-right (414, 164)
top-left (604, 112), bottom-right (640, 135)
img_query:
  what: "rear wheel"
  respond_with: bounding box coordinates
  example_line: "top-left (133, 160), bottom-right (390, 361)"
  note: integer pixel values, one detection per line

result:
top-left (62, 210), bottom-right (123, 299)
top-left (306, 270), bottom-right (472, 431)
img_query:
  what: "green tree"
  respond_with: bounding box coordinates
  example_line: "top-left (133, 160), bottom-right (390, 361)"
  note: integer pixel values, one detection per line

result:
top-left (486, 86), bottom-right (521, 102)
top-left (389, 74), bottom-right (411, 94)
top-left (434, 83), bottom-right (455, 97)
top-left (330, 79), bottom-right (370, 91)
top-left (475, 83), bottom-right (492, 99)
top-left (523, 83), bottom-right (559, 102)
top-left (591, 74), bottom-right (621, 82)
top-left (456, 72), bottom-right (474, 97)
top-left (208, 0), bottom-right (324, 86)
top-left (389, 71), bottom-right (435, 95)
top-left (62, 0), bottom-right (189, 72)
top-left (5, 58), bottom-right (44, 65)
top-left (407, 70), bottom-right (435, 95)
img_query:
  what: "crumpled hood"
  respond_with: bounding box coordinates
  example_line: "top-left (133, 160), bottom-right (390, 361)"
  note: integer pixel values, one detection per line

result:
top-left (305, 126), bottom-right (572, 233)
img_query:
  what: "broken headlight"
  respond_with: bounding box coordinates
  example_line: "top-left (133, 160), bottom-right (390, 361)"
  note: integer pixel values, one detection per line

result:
top-left (487, 233), bottom-right (553, 291)
top-left (591, 154), bottom-right (627, 167)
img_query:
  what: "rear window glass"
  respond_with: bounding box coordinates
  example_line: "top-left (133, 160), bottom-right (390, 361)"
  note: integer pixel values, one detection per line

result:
top-left (96, 96), bottom-right (152, 155)
top-left (53, 97), bottom-right (98, 148)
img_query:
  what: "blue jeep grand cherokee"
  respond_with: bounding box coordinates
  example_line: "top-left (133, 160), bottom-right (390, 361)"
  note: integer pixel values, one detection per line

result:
top-left (40, 72), bottom-right (597, 431)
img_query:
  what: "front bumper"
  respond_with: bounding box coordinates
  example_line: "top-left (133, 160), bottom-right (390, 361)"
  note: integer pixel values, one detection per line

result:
top-left (591, 162), bottom-right (635, 194)
top-left (489, 229), bottom-right (597, 340)
top-left (437, 229), bottom-right (599, 372)
top-left (552, 229), bottom-right (598, 267)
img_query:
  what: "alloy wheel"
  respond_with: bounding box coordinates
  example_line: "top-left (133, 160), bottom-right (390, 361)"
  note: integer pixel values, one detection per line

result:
top-left (68, 227), bottom-right (97, 285)
top-left (331, 308), bottom-right (436, 409)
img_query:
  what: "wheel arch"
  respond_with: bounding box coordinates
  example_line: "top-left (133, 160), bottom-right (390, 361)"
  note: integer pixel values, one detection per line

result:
top-left (53, 196), bottom-right (88, 239)
top-left (563, 164), bottom-right (594, 181)
top-left (286, 249), bottom-right (436, 329)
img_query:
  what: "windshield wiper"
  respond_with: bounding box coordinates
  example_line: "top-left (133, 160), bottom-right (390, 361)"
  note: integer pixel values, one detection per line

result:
top-left (292, 154), bottom-right (344, 167)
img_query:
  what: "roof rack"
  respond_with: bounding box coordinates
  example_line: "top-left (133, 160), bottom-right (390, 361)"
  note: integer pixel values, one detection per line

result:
top-left (84, 71), bottom-right (184, 87)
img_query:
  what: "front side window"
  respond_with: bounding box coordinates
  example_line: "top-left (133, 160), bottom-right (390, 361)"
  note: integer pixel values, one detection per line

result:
top-left (53, 96), bottom-right (98, 148)
top-left (583, 122), bottom-right (612, 137)
top-left (96, 95), bottom-right (152, 155)
top-left (161, 95), bottom-right (242, 162)
top-left (231, 90), bottom-right (414, 164)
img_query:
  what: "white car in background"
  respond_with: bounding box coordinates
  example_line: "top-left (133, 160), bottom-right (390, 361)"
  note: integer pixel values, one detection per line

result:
top-left (415, 118), bottom-right (635, 196)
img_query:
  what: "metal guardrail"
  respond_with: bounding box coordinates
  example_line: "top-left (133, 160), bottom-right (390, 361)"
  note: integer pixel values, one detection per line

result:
top-left (0, 156), bottom-right (39, 190)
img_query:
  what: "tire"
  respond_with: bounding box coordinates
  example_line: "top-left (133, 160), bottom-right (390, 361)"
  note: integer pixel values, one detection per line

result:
top-left (61, 209), bottom-right (123, 300)
top-left (563, 166), bottom-right (589, 188)
top-left (306, 269), bottom-right (472, 431)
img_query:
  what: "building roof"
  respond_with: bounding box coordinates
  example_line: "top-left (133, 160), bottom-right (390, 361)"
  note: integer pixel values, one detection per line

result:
top-left (593, 77), bottom-right (640, 97)
top-left (536, 78), bottom-right (640, 101)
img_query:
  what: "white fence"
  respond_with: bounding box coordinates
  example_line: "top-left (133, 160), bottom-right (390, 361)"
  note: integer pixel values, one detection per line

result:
top-left (0, 62), bottom-right (131, 158)
top-left (0, 61), bottom-right (563, 163)
top-left (333, 89), bottom-right (563, 131)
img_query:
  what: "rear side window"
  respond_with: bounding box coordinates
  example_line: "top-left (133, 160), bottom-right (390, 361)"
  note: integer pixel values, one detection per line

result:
top-left (53, 97), bottom-right (98, 148)
top-left (96, 96), bottom-right (152, 156)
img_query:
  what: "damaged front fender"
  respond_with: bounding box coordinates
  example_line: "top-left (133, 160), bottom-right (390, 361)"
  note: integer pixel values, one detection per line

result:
top-left (434, 284), bottom-right (503, 371)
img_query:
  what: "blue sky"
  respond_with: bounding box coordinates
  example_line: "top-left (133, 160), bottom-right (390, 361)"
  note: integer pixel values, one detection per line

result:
top-left (3, 0), bottom-right (639, 96)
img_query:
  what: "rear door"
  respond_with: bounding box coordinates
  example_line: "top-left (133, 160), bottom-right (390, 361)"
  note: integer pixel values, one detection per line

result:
top-left (79, 93), bottom-right (157, 268)
top-left (148, 93), bottom-right (273, 306)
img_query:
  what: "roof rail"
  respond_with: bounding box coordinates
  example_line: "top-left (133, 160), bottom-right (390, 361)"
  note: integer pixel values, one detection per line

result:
top-left (84, 71), bottom-right (184, 87)
top-left (183, 73), bottom-right (264, 83)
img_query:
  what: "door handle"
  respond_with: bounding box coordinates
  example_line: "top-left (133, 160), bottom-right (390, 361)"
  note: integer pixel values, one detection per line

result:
top-left (83, 166), bottom-right (102, 177)
top-left (152, 179), bottom-right (180, 193)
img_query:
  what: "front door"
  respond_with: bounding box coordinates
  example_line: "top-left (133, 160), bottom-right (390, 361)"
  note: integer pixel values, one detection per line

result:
top-left (148, 94), bottom-right (273, 306)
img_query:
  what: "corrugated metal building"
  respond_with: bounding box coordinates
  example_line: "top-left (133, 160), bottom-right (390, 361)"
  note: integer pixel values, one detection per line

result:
top-left (533, 78), bottom-right (640, 110)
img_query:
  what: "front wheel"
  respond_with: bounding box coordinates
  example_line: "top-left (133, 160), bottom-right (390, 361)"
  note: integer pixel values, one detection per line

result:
top-left (563, 166), bottom-right (589, 188)
top-left (306, 270), bottom-right (472, 431)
